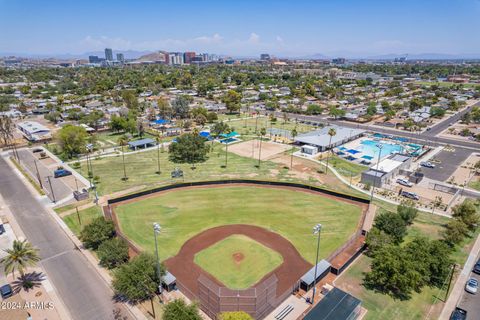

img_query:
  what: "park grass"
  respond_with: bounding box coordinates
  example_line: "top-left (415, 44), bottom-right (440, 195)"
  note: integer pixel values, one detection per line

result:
top-left (468, 180), bottom-right (480, 191)
top-left (114, 185), bottom-right (362, 263)
top-left (336, 203), bottom-right (479, 320)
top-left (336, 255), bottom-right (446, 320)
top-left (62, 205), bottom-right (103, 235)
top-left (75, 143), bottom-right (358, 197)
top-left (222, 115), bottom-right (316, 137)
top-left (194, 235), bottom-right (283, 289)
top-left (328, 155), bottom-right (368, 177)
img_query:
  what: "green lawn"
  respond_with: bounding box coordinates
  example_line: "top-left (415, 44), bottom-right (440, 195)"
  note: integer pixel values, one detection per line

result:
top-left (114, 185), bottom-right (362, 263)
top-left (194, 235), bottom-right (283, 289)
top-left (328, 156), bottom-right (368, 177)
top-left (76, 143), bottom-right (359, 197)
top-left (336, 203), bottom-right (479, 320)
top-left (468, 180), bottom-right (480, 191)
top-left (62, 205), bottom-right (103, 235)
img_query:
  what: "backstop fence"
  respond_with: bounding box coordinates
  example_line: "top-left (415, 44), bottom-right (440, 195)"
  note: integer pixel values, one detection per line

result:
top-left (197, 274), bottom-right (282, 320)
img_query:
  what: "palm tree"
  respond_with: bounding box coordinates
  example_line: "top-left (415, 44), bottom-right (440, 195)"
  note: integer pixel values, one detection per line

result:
top-left (223, 128), bottom-right (232, 168)
top-left (1, 240), bottom-right (40, 278)
top-left (290, 128), bottom-right (298, 170)
top-left (258, 127), bottom-right (267, 168)
top-left (118, 135), bottom-right (129, 181)
top-left (324, 128), bottom-right (337, 174)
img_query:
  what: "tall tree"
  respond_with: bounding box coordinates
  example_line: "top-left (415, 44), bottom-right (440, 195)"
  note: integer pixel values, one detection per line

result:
top-left (373, 211), bottom-right (407, 244)
top-left (113, 253), bottom-right (164, 303)
top-left (1, 240), bottom-right (40, 278)
top-left (290, 128), bottom-right (298, 169)
top-left (171, 96), bottom-right (190, 119)
top-left (80, 217), bottom-right (115, 250)
top-left (168, 133), bottom-right (210, 168)
top-left (222, 90), bottom-right (242, 113)
top-left (324, 127), bottom-right (336, 174)
top-left (56, 125), bottom-right (88, 158)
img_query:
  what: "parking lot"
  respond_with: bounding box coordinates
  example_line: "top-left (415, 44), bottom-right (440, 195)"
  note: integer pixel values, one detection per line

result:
top-left (457, 252), bottom-right (480, 318)
top-left (16, 149), bottom-right (81, 202)
top-left (421, 148), bottom-right (472, 182)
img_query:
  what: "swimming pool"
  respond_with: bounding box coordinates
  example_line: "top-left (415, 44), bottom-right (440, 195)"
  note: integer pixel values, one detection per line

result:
top-left (358, 139), bottom-right (404, 159)
top-left (220, 138), bottom-right (239, 144)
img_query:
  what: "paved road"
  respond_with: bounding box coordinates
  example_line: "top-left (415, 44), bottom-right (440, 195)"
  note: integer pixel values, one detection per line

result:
top-left (0, 156), bottom-right (130, 320)
top-left (17, 149), bottom-right (72, 202)
top-left (457, 252), bottom-right (480, 319)
top-left (426, 104), bottom-right (476, 136)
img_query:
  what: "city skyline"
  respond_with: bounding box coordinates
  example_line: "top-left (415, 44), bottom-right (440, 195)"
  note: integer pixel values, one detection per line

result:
top-left (1, 0), bottom-right (480, 58)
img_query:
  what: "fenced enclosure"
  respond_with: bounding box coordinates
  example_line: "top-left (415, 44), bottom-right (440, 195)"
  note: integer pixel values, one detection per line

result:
top-left (198, 274), bottom-right (281, 320)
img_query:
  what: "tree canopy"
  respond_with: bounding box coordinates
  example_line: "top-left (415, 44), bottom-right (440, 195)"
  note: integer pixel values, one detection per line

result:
top-left (162, 299), bottom-right (202, 320)
top-left (168, 133), bottom-right (210, 166)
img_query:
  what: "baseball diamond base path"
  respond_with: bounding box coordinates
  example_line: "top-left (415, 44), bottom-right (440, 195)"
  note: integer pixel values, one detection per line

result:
top-left (164, 224), bottom-right (312, 299)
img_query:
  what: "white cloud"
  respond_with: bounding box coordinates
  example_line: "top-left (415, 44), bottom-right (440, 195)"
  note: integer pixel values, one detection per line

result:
top-left (71, 33), bottom-right (291, 56)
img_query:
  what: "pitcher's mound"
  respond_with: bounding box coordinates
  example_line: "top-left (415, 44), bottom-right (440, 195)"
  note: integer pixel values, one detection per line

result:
top-left (232, 252), bottom-right (245, 264)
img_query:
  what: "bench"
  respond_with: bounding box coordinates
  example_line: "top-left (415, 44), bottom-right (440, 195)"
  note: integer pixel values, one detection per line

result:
top-left (275, 304), bottom-right (294, 320)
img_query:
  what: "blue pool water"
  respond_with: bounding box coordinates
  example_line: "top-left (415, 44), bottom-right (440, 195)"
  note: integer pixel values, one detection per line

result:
top-left (220, 138), bottom-right (239, 144)
top-left (358, 139), bottom-right (403, 159)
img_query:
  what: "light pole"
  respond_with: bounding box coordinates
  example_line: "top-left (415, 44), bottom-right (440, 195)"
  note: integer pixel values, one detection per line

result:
top-left (311, 223), bottom-right (322, 304)
top-left (153, 223), bottom-right (162, 294)
top-left (369, 144), bottom-right (383, 205)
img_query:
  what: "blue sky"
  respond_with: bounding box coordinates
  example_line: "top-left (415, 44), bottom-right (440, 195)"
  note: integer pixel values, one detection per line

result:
top-left (1, 0), bottom-right (479, 57)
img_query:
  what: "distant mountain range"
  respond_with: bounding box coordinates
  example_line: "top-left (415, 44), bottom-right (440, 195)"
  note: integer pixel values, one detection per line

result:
top-left (2, 50), bottom-right (480, 61)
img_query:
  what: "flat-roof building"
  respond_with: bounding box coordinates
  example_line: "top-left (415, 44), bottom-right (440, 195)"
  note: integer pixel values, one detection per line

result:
top-left (17, 121), bottom-right (51, 141)
top-left (361, 154), bottom-right (412, 187)
top-left (304, 287), bottom-right (361, 320)
top-left (295, 125), bottom-right (365, 152)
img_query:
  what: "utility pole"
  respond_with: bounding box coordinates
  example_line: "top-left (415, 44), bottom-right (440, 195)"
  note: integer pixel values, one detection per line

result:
top-left (76, 207), bottom-right (82, 226)
top-left (369, 144), bottom-right (383, 208)
top-left (46, 176), bottom-right (56, 203)
top-left (33, 160), bottom-right (43, 189)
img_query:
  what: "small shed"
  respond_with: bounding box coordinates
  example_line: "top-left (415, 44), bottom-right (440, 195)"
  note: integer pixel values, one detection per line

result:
top-left (301, 145), bottom-right (318, 156)
top-left (128, 138), bottom-right (156, 150)
top-left (300, 259), bottom-right (331, 292)
top-left (162, 272), bottom-right (177, 292)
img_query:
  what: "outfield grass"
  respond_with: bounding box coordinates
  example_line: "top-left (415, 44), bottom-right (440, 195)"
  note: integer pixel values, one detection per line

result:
top-left (62, 205), bottom-right (103, 235)
top-left (194, 235), bottom-right (283, 289)
top-left (114, 185), bottom-right (362, 263)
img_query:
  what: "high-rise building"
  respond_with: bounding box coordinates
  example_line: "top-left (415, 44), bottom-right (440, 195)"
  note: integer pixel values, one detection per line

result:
top-left (183, 52), bottom-right (196, 64)
top-left (116, 53), bottom-right (125, 62)
top-left (332, 58), bottom-right (346, 64)
top-left (169, 52), bottom-right (184, 65)
top-left (88, 55), bottom-right (100, 63)
top-left (105, 48), bottom-right (113, 61)
top-left (260, 53), bottom-right (271, 61)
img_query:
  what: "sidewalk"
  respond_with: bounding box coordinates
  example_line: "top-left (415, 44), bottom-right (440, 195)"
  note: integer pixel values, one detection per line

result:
top-left (439, 233), bottom-right (480, 319)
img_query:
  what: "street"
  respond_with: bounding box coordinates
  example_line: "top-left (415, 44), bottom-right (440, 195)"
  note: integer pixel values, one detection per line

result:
top-left (0, 156), bottom-right (131, 320)
top-left (457, 252), bottom-right (480, 318)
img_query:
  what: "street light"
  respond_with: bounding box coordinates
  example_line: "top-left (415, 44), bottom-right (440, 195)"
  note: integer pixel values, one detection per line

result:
top-left (45, 176), bottom-right (56, 203)
top-left (369, 144), bottom-right (384, 205)
top-left (153, 223), bottom-right (162, 293)
top-left (311, 223), bottom-right (322, 304)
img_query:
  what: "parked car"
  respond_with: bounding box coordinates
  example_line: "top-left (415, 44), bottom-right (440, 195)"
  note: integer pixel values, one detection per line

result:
top-left (54, 168), bottom-right (72, 178)
top-left (401, 191), bottom-right (420, 200)
top-left (0, 224), bottom-right (5, 235)
top-left (396, 178), bottom-right (413, 187)
top-left (0, 284), bottom-right (12, 300)
top-left (473, 259), bottom-right (480, 274)
top-left (32, 148), bottom-right (43, 153)
top-left (420, 161), bottom-right (435, 168)
top-left (449, 307), bottom-right (467, 320)
top-left (465, 278), bottom-right (478, 294)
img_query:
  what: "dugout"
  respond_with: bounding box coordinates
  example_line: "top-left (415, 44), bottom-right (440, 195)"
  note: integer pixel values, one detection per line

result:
top-left (300, 259), bottom-right (331, 292)
top-left (162, 272), bottom-right (177, 292)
